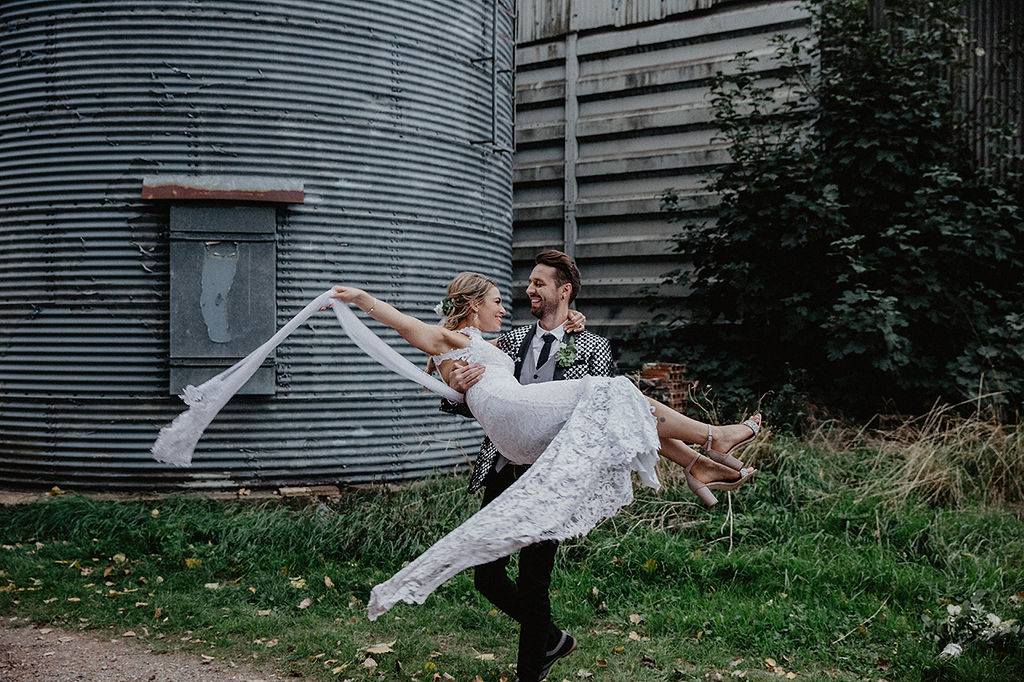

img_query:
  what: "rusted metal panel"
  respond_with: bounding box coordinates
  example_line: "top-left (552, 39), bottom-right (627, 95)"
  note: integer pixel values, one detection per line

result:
top-left (141, 175), bottom-right (305, 203)
top-left (166, 203), bottom-right (279, 395)
top-left (511, 0), bottom-right (809, 333)
top-left (0, 0), bottom-right (514, 490)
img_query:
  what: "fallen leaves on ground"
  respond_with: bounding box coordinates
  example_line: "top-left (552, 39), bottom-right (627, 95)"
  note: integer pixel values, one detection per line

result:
top-left (366, 640), bottom-right (395, 654)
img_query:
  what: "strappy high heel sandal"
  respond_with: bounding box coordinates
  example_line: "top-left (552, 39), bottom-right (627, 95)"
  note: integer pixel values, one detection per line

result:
top-left (684, 454), bottom-right (719, 507)
top-left (703, 415), bottom-right (762, 471)
top-left (706, 466), bottom-right (757, 493)
top-left (684, 455), bottom-right (758, 507)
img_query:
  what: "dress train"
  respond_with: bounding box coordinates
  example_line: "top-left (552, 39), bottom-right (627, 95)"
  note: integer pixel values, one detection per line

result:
top-left (368, 374), bottom-right (659, 620)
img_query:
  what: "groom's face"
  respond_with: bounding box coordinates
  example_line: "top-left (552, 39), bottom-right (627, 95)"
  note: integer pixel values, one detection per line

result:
top-left (526, 264), bottom-right (570, 321)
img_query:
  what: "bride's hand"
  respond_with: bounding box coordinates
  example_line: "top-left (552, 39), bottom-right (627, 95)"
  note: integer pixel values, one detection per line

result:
top-left (566, 309), bottom-right (586, 333)
top-left (330, 285), bottom-right (364, 302)
top-left (329, 282), bottom-right (370, 303)
top-left (330, 285), bottom-right (378, 314)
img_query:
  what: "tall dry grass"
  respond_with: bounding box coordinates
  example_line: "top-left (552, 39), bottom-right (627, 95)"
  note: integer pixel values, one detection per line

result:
top-left (808, 402), bottom-right (1023, 508)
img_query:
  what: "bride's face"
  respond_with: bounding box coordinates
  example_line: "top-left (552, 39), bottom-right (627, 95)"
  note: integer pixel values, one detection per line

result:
top-left (473, 286), bottom-right (506, 332)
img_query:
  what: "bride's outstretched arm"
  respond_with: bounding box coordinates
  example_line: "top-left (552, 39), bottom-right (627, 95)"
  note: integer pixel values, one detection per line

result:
top-left (331, 285), bottom-right (460, 357)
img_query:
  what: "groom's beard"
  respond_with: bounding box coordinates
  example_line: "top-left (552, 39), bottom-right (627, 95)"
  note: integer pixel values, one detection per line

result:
top-left (530, 298), bottom-right (561, 321)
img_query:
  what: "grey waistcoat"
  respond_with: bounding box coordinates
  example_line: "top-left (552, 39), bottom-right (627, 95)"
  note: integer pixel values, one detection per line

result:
top-left (519, 338), bottom-right (558, 386)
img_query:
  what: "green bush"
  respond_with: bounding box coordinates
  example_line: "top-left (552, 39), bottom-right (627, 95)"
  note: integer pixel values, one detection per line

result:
top-left (652, 0), bottom-right (1023, 424)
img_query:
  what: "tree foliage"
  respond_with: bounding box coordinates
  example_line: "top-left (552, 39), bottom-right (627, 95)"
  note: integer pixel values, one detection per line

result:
top-left (654, 0), bottom-right (1023, 423)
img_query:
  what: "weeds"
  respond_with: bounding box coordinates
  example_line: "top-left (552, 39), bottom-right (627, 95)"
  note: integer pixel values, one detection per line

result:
top-left (922, 592), bottom-right (1022, 659)
top-left (807, 403), bottom-right (1024, 507)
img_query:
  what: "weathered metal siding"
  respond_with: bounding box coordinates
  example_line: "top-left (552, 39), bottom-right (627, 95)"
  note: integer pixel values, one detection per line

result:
top-left (961, 0), bottom-right (1024, 174)
top-left (518, 0), bottom-right (720, 41)
top-left (511, 0), bottom-right (809, 333)
top-left (0, 1), bottom-right (514, 489)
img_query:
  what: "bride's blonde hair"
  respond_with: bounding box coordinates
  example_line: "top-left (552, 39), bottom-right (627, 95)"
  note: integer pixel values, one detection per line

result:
top-left (426, 271), bottom-right (497, 375)
top-left (440, 272), bottom-right (498, 331)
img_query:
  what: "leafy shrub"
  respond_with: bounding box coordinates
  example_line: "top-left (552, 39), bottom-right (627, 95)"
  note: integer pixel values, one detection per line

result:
top-left (650, 0), bottom-right (1023, 424)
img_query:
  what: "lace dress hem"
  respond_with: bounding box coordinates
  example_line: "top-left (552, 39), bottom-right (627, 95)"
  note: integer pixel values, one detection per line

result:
top-left (367, 374), bottom-right (659, 620)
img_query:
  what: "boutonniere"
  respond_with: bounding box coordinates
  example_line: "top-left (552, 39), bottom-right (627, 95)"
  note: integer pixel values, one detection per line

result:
top-left (555, 336), bottom-right (578, 368)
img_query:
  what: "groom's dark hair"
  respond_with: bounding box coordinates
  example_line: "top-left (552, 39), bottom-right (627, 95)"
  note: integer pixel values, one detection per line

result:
top-left (535, 250), bottom-right (581, 304)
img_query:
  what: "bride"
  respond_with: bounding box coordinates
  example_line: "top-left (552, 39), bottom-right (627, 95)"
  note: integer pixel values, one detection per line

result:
top-left (329, 272), bottom-right (760, 619)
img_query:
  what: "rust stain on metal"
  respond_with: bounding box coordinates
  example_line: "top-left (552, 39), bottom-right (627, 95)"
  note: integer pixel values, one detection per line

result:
top-left (142, 184), bottom-right (304, 203)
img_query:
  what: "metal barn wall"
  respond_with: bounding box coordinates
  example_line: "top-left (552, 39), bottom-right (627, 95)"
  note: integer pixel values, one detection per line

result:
top-left (961, 0), bottom-right (1024, 174)
top-left (511, 0), bottom-right (809, 333)
top-left (0, 1), bottom-right (515, 490)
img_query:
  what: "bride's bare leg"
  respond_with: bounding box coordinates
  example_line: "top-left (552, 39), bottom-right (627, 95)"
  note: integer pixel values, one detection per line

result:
top-left (658, 438), bottom-right (739, 483)
top-left (647, 398), bottom-right (759, 452)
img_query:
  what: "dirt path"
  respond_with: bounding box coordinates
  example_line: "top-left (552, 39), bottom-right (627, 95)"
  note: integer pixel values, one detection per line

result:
top-left (0, 618), bottom-right (286, 682)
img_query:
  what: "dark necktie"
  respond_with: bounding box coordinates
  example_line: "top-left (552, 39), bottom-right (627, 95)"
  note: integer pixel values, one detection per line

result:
top-left (537, 333), bottom-right (556, 368)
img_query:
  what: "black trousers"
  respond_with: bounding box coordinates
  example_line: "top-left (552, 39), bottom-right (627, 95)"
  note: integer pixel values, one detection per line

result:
top-left (474, 463), bottom-right (562, 682)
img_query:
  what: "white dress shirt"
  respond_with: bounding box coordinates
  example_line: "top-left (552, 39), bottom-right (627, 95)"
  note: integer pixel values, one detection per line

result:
top-left (531, 322), bottom-right (566, 367)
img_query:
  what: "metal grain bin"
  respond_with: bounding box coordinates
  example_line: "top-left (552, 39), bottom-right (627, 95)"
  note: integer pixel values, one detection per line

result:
top-left (0, 1), bottom-right (516, 490)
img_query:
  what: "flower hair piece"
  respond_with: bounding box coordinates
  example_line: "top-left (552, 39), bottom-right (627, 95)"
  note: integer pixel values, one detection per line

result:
top-left (433, 296), bottom-right (455, 319)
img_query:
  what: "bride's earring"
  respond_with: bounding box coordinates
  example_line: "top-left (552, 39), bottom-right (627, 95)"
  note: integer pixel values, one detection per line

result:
top-left (473, 313), bottom-right (479, 325)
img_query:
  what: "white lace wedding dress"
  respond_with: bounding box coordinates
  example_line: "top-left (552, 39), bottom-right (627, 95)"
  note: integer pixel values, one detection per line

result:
top-left (366, 327), bottom-right (661, 620)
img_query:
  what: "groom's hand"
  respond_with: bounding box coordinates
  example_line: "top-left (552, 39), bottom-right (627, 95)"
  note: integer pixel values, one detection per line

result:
top-left (449, 363), bottom-right (485, 393)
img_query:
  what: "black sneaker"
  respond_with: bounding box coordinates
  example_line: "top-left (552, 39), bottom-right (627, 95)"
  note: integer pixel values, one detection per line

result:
top-left (537, 630), bottom-right (577, 680)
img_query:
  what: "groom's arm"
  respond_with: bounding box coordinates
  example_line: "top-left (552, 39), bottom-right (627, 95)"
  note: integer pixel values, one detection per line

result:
top-left (439, 364), bottom-right (477, 417)
top-left (440, 396), bottom-right (474, 418)
top-left (439, 329), bottom-right (516, 417)
top-left (586, 333), bottom-right (616, 378)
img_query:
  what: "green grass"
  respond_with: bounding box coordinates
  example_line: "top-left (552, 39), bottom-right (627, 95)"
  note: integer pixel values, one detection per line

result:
top-left (2, 430), bottom-right (1023, 681)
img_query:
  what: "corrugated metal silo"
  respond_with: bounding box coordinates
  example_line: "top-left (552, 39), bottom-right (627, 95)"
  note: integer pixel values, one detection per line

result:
top-left (0, 1), bottom-right (516, 489)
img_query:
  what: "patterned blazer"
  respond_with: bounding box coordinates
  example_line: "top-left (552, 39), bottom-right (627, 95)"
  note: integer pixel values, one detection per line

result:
top-left (444, 323), bottom-right (616, 493)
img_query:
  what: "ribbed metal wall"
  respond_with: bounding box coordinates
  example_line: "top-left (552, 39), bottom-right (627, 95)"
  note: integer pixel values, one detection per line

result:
top-left (0, 1), bottom-right (515, 489)
top-left (962, 0), bottom-right (1023, 174)
top-left (518, 0), bottom-right (718, 42)
top-left (511, 0), bottom-right (809, 333)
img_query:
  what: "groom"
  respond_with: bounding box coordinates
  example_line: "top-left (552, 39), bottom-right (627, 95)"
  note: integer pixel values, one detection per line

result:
top-left (444, 250), bottom-right (614, 682)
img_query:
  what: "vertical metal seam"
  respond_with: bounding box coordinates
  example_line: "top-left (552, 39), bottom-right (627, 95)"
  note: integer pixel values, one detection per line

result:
top-left (563, 12), bottom-right (580, 262)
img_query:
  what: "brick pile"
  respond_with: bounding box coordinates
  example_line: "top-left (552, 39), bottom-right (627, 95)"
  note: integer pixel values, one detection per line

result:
top-left (638, 362), bottom-right (695, 412)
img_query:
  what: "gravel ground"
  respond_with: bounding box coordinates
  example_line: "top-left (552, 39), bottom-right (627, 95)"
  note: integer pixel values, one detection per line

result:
top-left (0, 618), bottom-right (286, 682)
